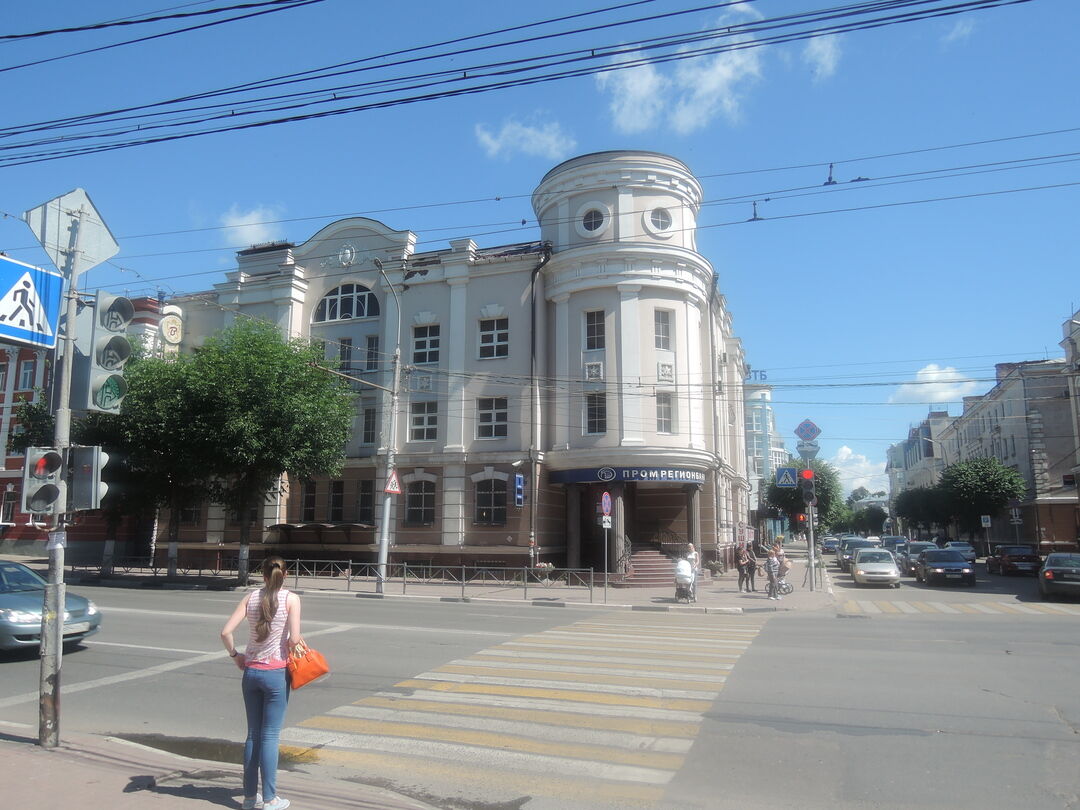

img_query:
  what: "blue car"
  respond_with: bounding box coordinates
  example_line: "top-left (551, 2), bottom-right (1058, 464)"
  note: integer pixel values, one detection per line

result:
top-left (0, 561), bottom-right (101, 651)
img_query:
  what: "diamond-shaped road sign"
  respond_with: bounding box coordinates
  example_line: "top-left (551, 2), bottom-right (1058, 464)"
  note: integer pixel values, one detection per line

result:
top-left (775, 467), bottom-right (797, 487)
top-left (794, 419), bottom-right (822, 442)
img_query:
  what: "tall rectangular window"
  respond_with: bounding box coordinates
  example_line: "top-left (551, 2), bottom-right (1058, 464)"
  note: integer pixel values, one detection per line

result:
top-left (585, 311), bottom-right (605, 351)
top-left (18, 360), bottom-right (35, 390)
top-left (654, 310), bottom-right (671, 350)
top-left (405, 481), bottom-right (436, 526)
top-left (329, 480), bottom-right (344, 522)
top-left (413, 325), bottom-right (440, 364)
top-left (301, 479), bottom-right (316, 522)
top-left (338, 338), bottom-right (353, 371)
top-left (477, 397), bottom-right (509, 439)
top-left (479, 318), bottom-right (509, 358)
top-left (475, 479), bottom-right (507, 525)
top-left (179, 505), bottom-right (201, 524)
top-left (410, 401), bottom-right (438, 441)
top-left (356, 479), bottom-right (374, 523)
top-left (365, 335), bottom-right (380, 371)
top-left (1, 488), bottom-right (15, 523)
top-left (0, 363), bottom-right (7, 391)
top-left (585, 393), bottom-right (607, 434)
top-left (362, 407), bottom-right (377, 445)
top-left (656, 392), bottom-right (673, 434)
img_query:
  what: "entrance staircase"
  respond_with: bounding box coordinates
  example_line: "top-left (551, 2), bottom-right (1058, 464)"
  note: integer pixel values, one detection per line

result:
top-left (617, 540), bottom-right (680, 587)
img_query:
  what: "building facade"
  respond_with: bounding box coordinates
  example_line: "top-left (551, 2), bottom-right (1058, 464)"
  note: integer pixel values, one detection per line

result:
top-left (172, 151), bottom-right (751, 573)
top-left (744, 384), bottom-right (790, 542)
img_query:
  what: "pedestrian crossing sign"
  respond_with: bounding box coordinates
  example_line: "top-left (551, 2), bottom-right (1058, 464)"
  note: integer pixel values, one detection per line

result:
top-left (0, 255), bottom-right (64, 349)
top-left (775, 467), bottom-right (797, 488)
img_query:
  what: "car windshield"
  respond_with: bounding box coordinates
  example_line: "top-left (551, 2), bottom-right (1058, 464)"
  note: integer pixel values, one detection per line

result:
top-left (922, 550), bottom-right (965, 563)
top-left (1046, 554), bottom-right (1080, 568)
top-left (0, 563), bottom-right (46, 593)
top-left (856, 551), bottom-right (894, 564)
top-left (999, 546), bottom-right (1035, 555)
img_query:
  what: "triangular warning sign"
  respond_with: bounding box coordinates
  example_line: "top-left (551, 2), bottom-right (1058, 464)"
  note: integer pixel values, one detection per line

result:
top-left (0, 271), bottom-right (52, 336)
top-left (384, 468), bottom-right (401, 495)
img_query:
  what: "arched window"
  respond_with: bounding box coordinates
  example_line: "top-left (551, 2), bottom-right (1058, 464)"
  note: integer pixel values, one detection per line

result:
top-left (313, 284), bottom-right (380, 323)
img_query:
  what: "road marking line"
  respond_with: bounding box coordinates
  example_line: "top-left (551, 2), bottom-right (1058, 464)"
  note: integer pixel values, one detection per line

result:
top-left (312, 707), bottom-right (696, 753)
top-left (453, 657), bottom-right (730, 681)
top-left (951, 603), bottom-right (982, 614)
top-left (925, 602), bottom-right (960, 614)
top-left (84, 640), bottom-right (213, 655)
top-left (469, 651), bottom-right (733, 673)
top-left (1042, 603), bottom-right (1080, 615)
top-left (496, 641), bottom-right (744, 661)
top-left (907, 602), bottom-right (938, 614)
top-left (354, 695), bottom-right (699, 734)
top-left (857, 601), bottom-right (882, 614)
top-left (872, 602), bottom-right (900, 613)
top-left (368, 690), bottom-right (706, 722)
top-left (894, 601), bottom-right (921, 614)
top-left (412, 671), bottom-right (720, 699)
top-left (534, 629), bottom-right (751, 645)
top-left (279, 727), bottom-right (678, 785)
top-left (841, 600), bottom-right (861, 613)
top-left (394, 680), bottom-right (713, 712)
top-left (994, 603), bottom-right (1041, 614)
top-left (433, 663), bottom-right (725, 691)
top-left (970, 603), bottom-right (1004, 614)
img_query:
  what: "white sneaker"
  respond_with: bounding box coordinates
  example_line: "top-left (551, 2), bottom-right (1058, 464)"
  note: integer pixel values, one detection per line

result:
top-left (263, 798), bottom-right (290, 810)
top-left (241, 796), bottom-right (263, 810)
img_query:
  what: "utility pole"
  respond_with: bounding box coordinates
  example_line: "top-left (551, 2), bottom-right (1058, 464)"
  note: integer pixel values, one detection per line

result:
top-left (376, 345), bottom-right (400, 593)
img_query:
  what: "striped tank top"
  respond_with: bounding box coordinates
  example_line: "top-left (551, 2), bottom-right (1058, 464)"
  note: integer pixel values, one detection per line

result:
top-left (244, 587), bottom-right (290, 670)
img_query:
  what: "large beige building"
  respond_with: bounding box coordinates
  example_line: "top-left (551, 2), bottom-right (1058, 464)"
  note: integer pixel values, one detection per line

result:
top-left (173, 151), bottom-right (750, 576)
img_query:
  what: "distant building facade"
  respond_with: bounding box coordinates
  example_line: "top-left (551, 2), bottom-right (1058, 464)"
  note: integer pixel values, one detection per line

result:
top-left (745, 384), bottom-right (790, 542)
top-left (169, 151), bottom-right (752, 573)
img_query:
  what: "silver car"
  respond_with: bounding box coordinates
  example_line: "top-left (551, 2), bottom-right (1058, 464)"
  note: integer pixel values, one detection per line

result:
top-left (852, 549), bottom-right (901, 588)
top-left (944, 541), bottom-right (977, 563)
top-left (0, 562), bottom-right (101, 651)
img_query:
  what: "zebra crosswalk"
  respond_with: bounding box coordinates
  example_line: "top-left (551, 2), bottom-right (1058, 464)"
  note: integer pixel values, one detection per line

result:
top-left (280, 614), bottom-right (764, 807)
top-left (840, 599), bottom-right (1080, 616)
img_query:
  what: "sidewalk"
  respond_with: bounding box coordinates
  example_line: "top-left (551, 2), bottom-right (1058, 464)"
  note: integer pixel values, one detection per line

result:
top-left (6, 553), bottom-right (837, 615)
top-left (0, 725), bottom-right (436, 809)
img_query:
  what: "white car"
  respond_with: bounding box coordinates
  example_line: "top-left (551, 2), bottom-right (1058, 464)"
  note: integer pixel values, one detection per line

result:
top-left (944, 542), bottom-right (977, 563)
top-left (852, 548), bottom-right (901, 588)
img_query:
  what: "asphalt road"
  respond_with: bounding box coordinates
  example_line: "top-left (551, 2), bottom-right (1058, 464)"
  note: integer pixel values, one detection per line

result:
top-left (2, 579), bottom-right (1079, 810)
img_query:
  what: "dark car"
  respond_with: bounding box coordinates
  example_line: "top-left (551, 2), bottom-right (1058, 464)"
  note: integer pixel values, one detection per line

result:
top-left (0, 561), bottom-right (102, 651)
top-left (820, 537), bottom-right (841, 554)
top-left (1038, 553), bottom-right (1080, 600)
top-left (914, 549), bottom-right (976, 586)
top-left (987, 545), bottom-right (1041, 576)
top-left (898, 541), bottom-right (939, 575)
top-left (838, 539), bottom-right (881, 573)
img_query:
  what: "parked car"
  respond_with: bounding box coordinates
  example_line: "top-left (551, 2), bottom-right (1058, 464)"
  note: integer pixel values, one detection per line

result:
top-left (1038, 553), bottom-right (1080, 600)
top-left (880, 536), bottom-right (909, 553)
top-left (852, 549), bottom-right (901, 588)
top-left (897, 541), bottom-right (939, 575)
top-left (944, 541), bottom-right (977, 563)
top-left (987, 545), bottom-right (1041, 575)
top-left (838, 538), bottom-right (882, 573)
top-left (914, 550), bottom-right (976, 586)
top-left (0, 562), bottom-right (101, 651)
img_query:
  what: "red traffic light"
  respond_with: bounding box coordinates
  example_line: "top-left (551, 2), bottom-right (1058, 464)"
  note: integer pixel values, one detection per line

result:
top-left (799, 469), bottom-right (815, 480)
top-left (796, 513), bottom-right (807, 522)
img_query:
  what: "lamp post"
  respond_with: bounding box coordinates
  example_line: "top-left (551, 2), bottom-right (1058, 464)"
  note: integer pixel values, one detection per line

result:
top-left (374, 258), bottom-right (402, 595)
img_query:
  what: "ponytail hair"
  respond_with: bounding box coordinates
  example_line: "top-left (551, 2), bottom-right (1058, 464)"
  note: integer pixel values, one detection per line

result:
top-left (256, 556), bottom-right (286, 642)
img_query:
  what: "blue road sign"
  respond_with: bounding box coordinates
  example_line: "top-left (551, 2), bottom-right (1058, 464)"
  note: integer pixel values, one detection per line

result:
top-left (775, 467), bottom-right (798, 488)
top-left (794, 419), bottom-right (822, 442)
top-left (0, 255), bottom-right (64, 349)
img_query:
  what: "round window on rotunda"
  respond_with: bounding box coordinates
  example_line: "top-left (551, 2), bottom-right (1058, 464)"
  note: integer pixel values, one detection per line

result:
top-left (582, 209), bottom-right (605, 232)
top-left (650, 208), bottom-right (672, 231)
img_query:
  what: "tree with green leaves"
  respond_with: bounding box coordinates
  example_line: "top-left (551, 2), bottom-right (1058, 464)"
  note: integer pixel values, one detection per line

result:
top-left (765, 460), bottom-right (843, 531)
top-left (846, 486), bottom-right (870, 508)
top-left (938, 457), bottom-right (1026, 545)
top-left (893, 486), bottom-right (952, 538)
top-left (855, 504), bottom-right (887, 535)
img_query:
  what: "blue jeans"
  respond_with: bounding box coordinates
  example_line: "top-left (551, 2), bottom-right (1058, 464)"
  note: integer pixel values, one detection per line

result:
top-left (242, 667), bottom-right (290, 800)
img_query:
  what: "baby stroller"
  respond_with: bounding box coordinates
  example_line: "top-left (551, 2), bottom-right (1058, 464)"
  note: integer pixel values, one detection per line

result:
top-left (674, 558), bottom-right (696, 603)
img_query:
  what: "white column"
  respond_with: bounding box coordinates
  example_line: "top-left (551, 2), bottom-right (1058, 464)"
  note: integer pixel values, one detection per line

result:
top-left (552, 294), bottom-right (570, 449)
top-left (684, 300), bottom-right (705, 449)
top-left (618, 284), bottom-right (643, 446)
top-left (443, 277), bottom-right (469, 453)
top-left (441, 463), bottom-right (467, 546)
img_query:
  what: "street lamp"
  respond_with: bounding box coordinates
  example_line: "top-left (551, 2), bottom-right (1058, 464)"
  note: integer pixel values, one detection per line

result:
top-left (374, 257), bottom-right (402, 595)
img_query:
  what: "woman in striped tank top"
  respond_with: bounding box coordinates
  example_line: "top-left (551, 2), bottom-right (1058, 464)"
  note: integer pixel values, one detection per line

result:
top-left (221, 556), bottom-right (303, 810)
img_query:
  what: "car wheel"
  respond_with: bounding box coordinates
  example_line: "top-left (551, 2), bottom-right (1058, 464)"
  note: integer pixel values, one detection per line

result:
top-left (893, 582), bottom-right (901, 589)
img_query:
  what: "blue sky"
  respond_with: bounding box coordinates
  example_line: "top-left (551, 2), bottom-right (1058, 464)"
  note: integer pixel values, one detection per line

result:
top-left (1, 0), bottom-right (1077, 494)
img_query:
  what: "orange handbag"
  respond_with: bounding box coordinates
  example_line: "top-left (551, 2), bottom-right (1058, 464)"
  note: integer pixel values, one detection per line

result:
top-left (286, 641), bottom-right (329, 689)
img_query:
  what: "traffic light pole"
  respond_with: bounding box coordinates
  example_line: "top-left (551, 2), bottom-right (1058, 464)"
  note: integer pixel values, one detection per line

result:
top-left (807, 503), bottom-right (816, 592)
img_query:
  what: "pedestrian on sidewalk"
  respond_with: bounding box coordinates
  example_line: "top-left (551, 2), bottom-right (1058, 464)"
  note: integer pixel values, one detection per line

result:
top-left (736, 545), bottom-right (752, 592)
top-left (745, 545), bottom-right (758, 592)
top-left (221, 556), bottom-right (304, 810)
top-left (765, 549), bottom-right (781, 600)
top-left (686, 543), bottom-right (699, 575)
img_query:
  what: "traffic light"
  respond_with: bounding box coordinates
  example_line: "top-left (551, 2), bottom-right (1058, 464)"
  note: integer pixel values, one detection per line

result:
top-left (796, 513), bottom-right (807, 525)
top-left (21, 447), bottom-right (66, 516)
top-left (514, 473), bottom-right (525, 507)
top-left (799, 467), bottom-right (816, 505)
top-left (75, 291), bottom-right (134, 413)
top-left (70, 445), bottom-right (110, 511)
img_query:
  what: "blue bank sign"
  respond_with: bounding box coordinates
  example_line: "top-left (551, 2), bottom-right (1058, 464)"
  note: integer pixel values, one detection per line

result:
top-left (549, 467), bottom-right (707, 484)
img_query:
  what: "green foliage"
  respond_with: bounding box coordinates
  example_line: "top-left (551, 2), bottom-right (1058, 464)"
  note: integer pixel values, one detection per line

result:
top-left (846, 486), bottom-right (870, 508)
top-left (894, 486), bottom-right (951, 531)
top-left (938, 457), bottom-right (1026, 535)
top-left (765, 460), bottom-right (843, 528)
top-left (6, 394), bottom-right (54, 452)
top-left (855, 505), bottom-right (887, 534)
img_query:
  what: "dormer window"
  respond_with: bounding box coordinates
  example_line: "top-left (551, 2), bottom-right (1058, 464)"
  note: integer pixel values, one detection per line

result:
top-left (313, 284), bottom-right (380, 323)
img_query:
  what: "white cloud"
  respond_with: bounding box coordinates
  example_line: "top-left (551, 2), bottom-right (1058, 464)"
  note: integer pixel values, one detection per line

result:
top-left (890, 364), bottom-right (979, 403)
top-left (670, 46), bottom-right (762, 133)
top-left (803, 35), bottom-right (841, 82)
top-left (475, 119), bottom-right (577, 161)
top-left (830, 445), bottom-right (888, 497)
top-left (219, 204), bottom-right (284, 248)
top-left (594, 55), bottom-right (669, 134)
top-left (942, 18), bottom-right (974, 45)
